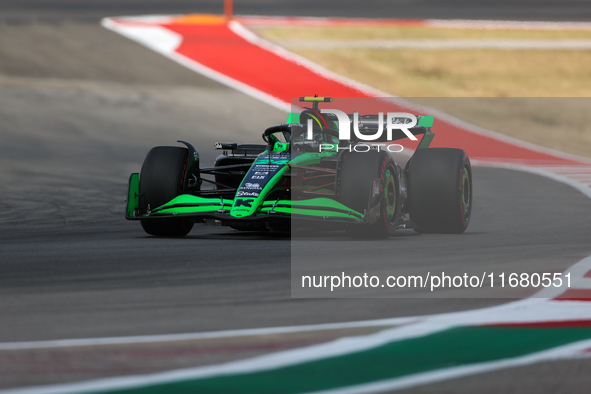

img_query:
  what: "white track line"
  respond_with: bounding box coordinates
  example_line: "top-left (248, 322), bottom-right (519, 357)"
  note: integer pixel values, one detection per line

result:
top-left (0, 317), bottom-right (417, 351)
top-left (571, 278), bottom-right (591, 290)
top-left (535, 255), bottom-right (591, 298)
top-left (426, 19), bottom-right (591, 31)
top-left (275, 39), bottom-right (591, 50)
top-left (238, 16), bottom-right (591, 31)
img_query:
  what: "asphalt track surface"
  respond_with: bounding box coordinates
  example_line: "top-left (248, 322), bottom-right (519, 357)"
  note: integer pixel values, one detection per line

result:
top-left (1, 1), bottom-right (591, 392)
top-left (1, 0), bottom-right (591, 21)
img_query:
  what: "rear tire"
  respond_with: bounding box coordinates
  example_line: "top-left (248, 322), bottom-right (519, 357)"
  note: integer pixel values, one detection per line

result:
top-left (406, 148), bottom-right (472, 234)
top-left (139, 146), bottom-right (194, 237)
top-left (340, 151), bottom-right (401, 239)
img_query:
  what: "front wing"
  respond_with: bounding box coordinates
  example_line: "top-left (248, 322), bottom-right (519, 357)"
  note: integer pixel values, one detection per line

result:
top-left (125, 173), bottom-right (366, 225)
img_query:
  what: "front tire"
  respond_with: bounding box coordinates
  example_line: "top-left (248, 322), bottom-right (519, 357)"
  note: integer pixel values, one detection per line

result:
top-left (406, 148), bottom-right (472, 234)
top-left (139, 146), bottom-right (194, 237)
top-left (340, 151), bottom-right (401, 239)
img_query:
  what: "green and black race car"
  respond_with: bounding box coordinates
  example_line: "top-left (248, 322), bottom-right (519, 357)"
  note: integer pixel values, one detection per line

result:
top-left (125, 97), bottom-right (472, 238)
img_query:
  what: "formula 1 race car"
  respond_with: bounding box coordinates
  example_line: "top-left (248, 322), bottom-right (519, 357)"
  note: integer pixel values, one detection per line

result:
top-left (125, 97), bottom-right (472, 238)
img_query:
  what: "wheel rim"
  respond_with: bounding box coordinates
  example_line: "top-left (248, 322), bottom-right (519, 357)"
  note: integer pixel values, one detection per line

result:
top-left (384, 168), bottom-right (397, 225)
top-left (460, 164), bottom-right (471, 220)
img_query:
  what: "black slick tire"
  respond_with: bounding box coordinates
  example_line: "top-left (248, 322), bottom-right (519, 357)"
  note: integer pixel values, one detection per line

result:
top-left (406, 148), bottom-right (472, 234)
top-left (340, 151), bottom-right (401, 239)
top-left (138, 146), bottom-right (194, 237)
